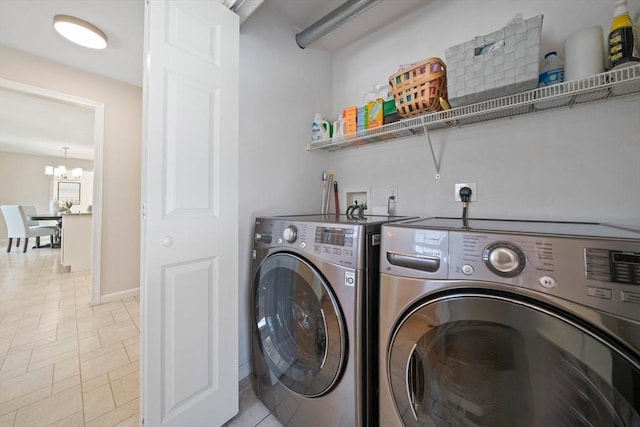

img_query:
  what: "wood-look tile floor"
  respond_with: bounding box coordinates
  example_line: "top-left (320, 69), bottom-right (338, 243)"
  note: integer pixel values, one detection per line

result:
top-left (0, 248), bottom-right (139, 426)
top-left (0, 248), bottom-right (283, 427)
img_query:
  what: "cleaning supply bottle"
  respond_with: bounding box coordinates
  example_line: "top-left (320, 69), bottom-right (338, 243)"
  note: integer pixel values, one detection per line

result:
top-left (311, 113), bottom-right (332, 141)
top-left (608, 0), bottom-right (640, 68)
top-left (538, 51), bottom-right (565, 86)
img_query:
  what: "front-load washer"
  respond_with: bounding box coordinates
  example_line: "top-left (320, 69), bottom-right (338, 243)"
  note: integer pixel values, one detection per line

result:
top-left (251, 214), bottom-right (410, 427)
top-left (379, 217), bottom-right (640, 426)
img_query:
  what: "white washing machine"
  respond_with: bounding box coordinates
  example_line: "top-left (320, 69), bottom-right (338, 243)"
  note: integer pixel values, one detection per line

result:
top-left (251, 214), bottom-right (409, 427)
top-left (379, 217), bottom-right (640, 426)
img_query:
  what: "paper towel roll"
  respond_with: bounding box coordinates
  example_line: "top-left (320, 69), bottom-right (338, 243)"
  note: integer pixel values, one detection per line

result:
top-left (564, 26), bottom-right (605, 81)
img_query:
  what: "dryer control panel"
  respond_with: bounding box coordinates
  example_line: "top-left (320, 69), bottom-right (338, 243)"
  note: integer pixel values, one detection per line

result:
top-left (254, 218), bottom-right (365, 268)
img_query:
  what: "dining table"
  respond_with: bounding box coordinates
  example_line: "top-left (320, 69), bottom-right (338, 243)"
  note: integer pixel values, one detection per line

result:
top-left (28, 214), bottom-right (63, 248)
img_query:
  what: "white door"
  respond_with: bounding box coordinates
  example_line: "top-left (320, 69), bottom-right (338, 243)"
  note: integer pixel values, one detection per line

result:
top-left (141, 1), bottom-right (239, 426)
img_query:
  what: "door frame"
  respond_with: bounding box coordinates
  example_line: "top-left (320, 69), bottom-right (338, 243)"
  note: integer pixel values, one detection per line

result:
top-left (0, 78), bottom-right (105, 304)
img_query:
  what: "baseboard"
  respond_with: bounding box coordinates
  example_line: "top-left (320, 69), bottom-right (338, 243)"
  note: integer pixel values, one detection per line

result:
top-left (239, 360), bottom-right (252, 382)
top-left (97, 287), bottom-right (139, 305)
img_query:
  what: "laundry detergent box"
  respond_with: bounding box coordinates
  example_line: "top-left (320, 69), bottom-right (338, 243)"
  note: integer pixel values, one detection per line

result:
top-left (367, 99), bottom-right (384, 128)
top-left (343, 106), bottom-right (358, 135)
top-left (357, 105), bottom-right (367, 132)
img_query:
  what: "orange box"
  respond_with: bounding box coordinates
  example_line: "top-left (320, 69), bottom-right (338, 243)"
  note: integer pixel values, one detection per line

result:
top-left (343, 106), bottom-right (357, 135)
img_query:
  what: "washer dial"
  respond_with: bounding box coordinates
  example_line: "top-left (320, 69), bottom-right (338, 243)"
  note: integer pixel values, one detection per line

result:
top-left (283, 225), bottom-right (298, 243)
top-left (483, 242), bottom-right (526, 277)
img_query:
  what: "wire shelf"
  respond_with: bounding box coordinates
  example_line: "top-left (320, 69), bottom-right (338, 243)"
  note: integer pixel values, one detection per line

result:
top-left (306, 63), bottom-right (640, 151)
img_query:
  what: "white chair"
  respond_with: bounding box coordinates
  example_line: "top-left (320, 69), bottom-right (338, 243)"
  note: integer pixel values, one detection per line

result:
top-left (0, 205), bottom-right (58, 253)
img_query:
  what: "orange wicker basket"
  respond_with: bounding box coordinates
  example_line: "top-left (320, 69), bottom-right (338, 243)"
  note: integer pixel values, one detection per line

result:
top-left (389, 57), bottom-right (447, 117)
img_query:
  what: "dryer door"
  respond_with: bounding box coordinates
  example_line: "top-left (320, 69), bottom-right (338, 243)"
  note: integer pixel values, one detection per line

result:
top-left (254, 253), bottom-right (347, 397)
top-left (387, 293), bottom-right (640, 427)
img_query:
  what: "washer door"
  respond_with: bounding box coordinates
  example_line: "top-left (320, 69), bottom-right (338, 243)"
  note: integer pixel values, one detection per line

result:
top-left (254, 253), bottom-right (346, 397)
top-left (388, 293), bottom-right (640, 427)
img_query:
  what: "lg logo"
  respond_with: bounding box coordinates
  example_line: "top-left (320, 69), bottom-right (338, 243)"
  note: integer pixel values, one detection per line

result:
top-left (344, 271), bottom-right (355, 287)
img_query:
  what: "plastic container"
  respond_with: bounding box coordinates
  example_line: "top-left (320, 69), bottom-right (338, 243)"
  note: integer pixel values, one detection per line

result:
top-left (332, 117), bottom-right (345, 139)
top-left (538, 51), bottom-right (565, 86)
top-left (311, 113), bottom-right (332, 141)
top-left (608, 0), bottom-right (640, 68)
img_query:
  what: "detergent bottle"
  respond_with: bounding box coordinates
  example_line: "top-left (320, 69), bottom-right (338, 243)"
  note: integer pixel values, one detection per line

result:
top-left (609, 0), bottom-right (640, 68)
top-left (311, 113), bottom-right (332, 141)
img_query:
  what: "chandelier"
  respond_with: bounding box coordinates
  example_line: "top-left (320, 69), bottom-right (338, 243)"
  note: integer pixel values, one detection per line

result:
top-left (44, 147), bottom-right (83, 181)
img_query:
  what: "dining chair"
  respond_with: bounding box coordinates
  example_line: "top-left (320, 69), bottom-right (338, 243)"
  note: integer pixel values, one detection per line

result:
top-left (0, 205), bottom-right (58, 253)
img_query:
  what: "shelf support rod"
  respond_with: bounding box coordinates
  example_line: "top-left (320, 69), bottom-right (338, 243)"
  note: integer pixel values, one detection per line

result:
top-left (423, 124), bottom-right (441, 179)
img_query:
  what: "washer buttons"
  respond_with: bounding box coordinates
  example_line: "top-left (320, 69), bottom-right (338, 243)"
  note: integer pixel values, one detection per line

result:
top-left (300, 242), bottom-right (306, 248)
top-left (461, 264), bottom-right (474, 275)
top-left (539, 276), bottom-right (557, 289)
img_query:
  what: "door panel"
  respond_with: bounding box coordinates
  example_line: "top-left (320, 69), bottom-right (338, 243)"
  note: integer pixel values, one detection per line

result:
top-left (162, 259), bottom-right (218, 415)
top-left (254, 253), bottom-right (347, 397)
top-left (165, 77), bottom-right (219, 214)
top-left (142, 0), bottom-right (239, 425)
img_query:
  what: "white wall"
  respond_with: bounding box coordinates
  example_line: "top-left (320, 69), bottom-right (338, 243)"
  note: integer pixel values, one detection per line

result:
top-left (330, 0), bottom-right (640, 227)
top-left (0, 151), bottom-right (93, 237)
top-left (238, 0), bottom-right (640, 381)
top-left (237, 1), bottom-right (332, 377)
top-left (0, 45), bottom-right (142, 298)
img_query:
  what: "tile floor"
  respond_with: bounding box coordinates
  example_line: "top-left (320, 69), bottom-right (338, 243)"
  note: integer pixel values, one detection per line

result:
top-left (0, 247), bottom-right (139, 426)
top-left (1, 247), bottom-right (281, 427)
top-left (224, 380), bottom-right (283, 427)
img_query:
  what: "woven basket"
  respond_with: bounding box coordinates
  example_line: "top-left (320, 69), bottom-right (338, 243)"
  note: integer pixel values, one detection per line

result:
top-left (389, 57), bottom-right (447, 117)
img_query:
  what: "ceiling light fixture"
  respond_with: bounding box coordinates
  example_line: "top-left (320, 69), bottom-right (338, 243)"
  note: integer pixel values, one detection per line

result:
top-left (53, 15), bottom-right (107, 49)
top-left (45, 147), bottom-right (83, 181)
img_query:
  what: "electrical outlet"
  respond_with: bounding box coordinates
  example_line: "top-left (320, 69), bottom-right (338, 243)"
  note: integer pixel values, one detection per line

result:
top-left (454, 182), bottom-right (478, 201)
top-left (389, 186), bottom-right (398, 202)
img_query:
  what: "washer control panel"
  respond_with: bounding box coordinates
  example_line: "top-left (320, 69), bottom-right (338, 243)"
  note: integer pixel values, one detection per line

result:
top-left (585, 248), bottom-right (639, 285)
top-left (446, 230), bottom-right (640, 321)
top-left (381, 222), bottom-right (640, 322)
top-left (254, 218), bottom-right (364, 268)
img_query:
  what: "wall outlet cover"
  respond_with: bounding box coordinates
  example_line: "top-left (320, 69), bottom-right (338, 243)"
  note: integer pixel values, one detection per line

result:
top-left (454, 182), bottom-right (478, 201)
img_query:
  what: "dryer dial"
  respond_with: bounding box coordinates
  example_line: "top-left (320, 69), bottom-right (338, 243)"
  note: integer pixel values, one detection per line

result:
top-left (483, 242), bottom-right (526, 277)
top-left (283, 225), bottom-right (298, 243)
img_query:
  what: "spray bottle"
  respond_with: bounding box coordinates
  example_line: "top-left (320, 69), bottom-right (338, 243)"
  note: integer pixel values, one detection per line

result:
top-left (608, 0), bottom-right (639, 68)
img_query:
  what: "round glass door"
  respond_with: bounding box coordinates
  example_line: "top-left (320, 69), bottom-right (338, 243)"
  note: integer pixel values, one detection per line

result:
top-left (254, 253), bottom-right (347, 397)
top-left (388, 293), bottom-right (640, 427)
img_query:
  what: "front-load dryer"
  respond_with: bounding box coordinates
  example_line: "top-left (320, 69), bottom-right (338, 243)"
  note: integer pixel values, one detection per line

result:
top-left (251, 214), bottom-right (410, 427)
top-left (379, 217), bottom-right (640, 426)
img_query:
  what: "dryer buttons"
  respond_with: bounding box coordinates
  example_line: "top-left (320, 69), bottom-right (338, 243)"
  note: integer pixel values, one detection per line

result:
top-left (539, 276), bottom-right (557, 289)
top-left (461, 264), bottom-right (474, 275)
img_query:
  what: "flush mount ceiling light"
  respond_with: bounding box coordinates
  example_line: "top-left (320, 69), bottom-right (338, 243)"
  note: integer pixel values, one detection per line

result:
top-left (53, 15), bottom-right (107, 49)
